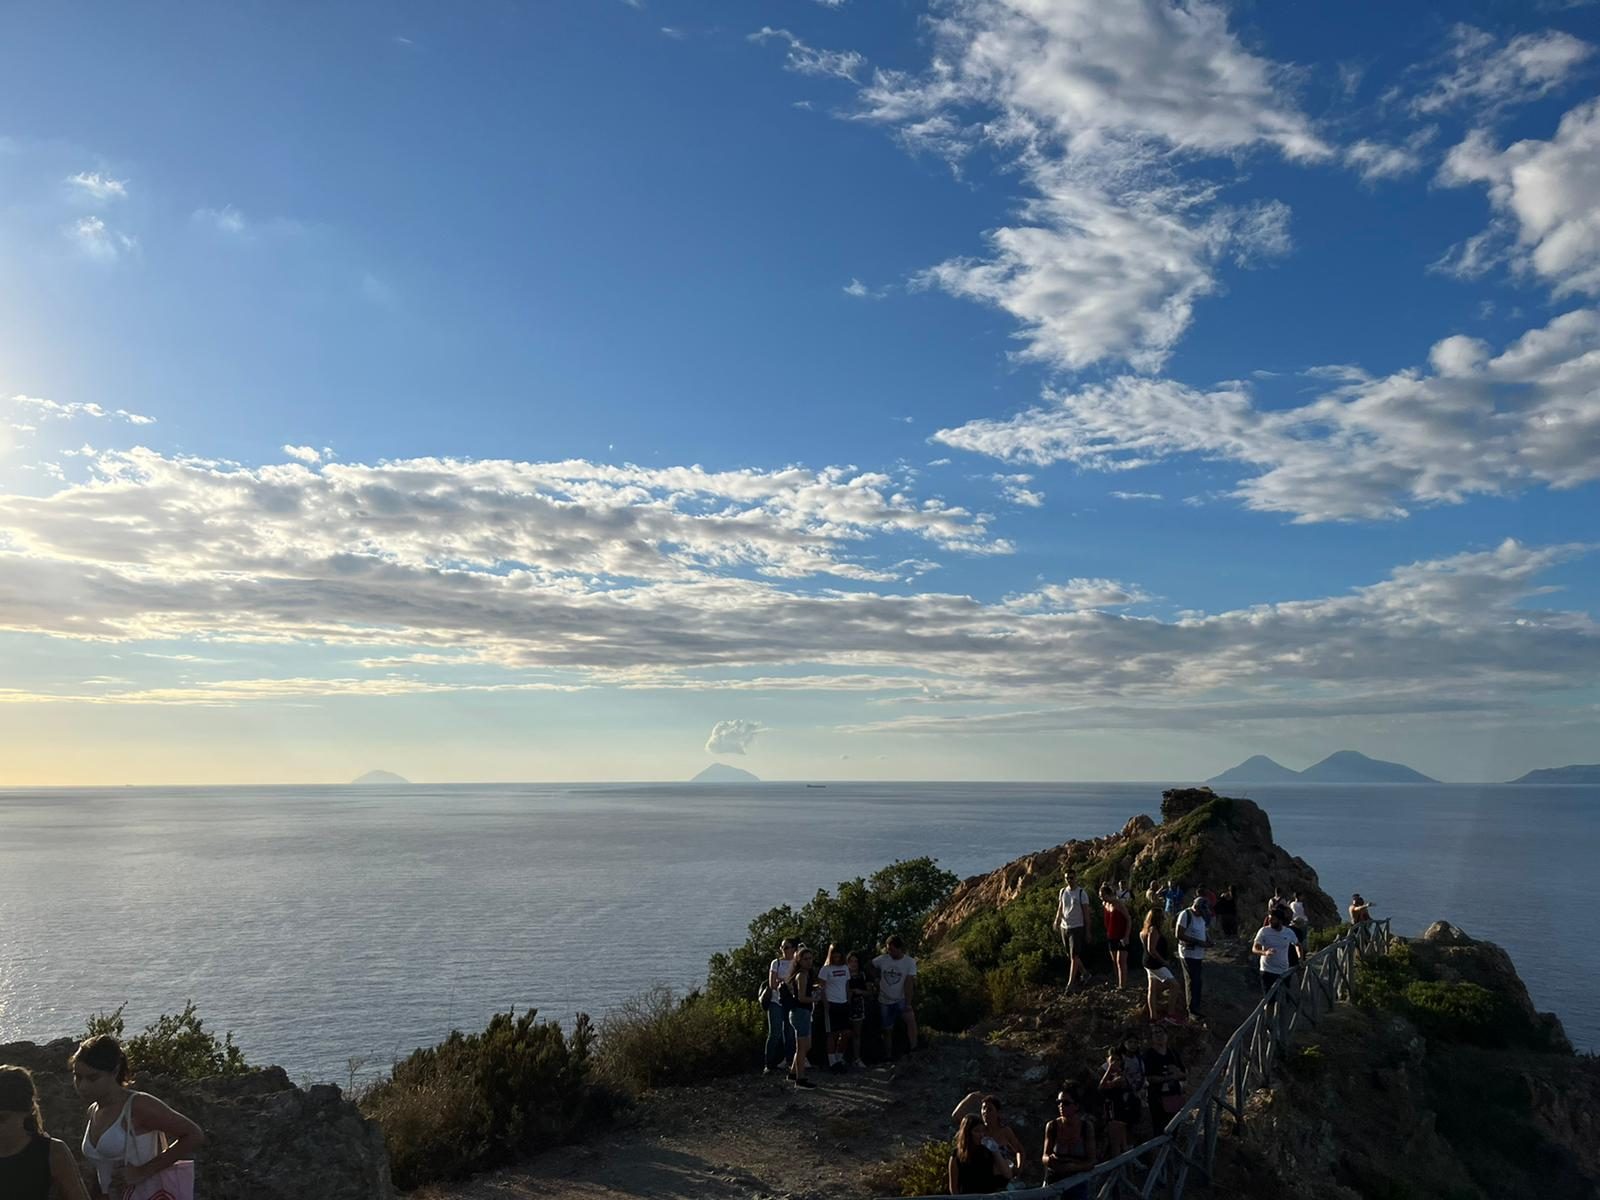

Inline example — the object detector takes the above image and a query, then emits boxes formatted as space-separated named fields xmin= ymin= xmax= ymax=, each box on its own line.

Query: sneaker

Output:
xmin=853 ymin=1060 xmax=867 ymax=1069
xmin=795 ymin=1077 xmax=817 ymax=1089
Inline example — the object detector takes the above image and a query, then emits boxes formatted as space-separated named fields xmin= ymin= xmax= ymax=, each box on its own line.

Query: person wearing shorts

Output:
xmin=786 ymin=947 xmax=818 ymax=1088
xmin=816 ymin=943 xmax=854 ymax=1074
xmin=1100 ymin=883 xmax=1133 ymax=990
xmin=872 ymin=936 xmax=918 ymax=1060
xmin=1056 ymin=867 xmax=1091 ymax=992
xmin=1141 ymin=909 xmax=1184 ymax=1023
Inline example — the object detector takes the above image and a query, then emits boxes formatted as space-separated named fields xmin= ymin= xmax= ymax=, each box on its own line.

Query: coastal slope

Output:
xmin=1509 ymin=763 xmax=1600 ymax=784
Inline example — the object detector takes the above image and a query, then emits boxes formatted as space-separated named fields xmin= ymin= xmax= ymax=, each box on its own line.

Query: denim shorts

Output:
xmin=879 ymin=1000 xmax=906 ymax=1030
xmin=788 ymin=1006 xmax=812 ymax=1038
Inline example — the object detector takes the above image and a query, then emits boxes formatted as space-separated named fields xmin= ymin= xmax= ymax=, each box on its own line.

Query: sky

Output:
xmin=1 ymin=0 xmax=1598 ymax=785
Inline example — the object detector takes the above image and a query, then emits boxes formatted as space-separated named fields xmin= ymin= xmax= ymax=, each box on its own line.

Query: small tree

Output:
xmin=84 ymin=1002 xmax=251 ymax=1080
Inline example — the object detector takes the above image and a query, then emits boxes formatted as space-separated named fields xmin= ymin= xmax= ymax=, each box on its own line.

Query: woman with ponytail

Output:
xmin=72 ymin=1036 xmax=204 ymax=1199
xmin=0 ymin=1064 xmax=91 ymax=1199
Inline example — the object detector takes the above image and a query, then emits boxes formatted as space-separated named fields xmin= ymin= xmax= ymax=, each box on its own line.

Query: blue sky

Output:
xmin=1 ymin=0 xmax=1598 ymax=784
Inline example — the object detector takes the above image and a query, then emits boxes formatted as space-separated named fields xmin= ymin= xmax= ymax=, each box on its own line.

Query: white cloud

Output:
xmin=67 ymin=216 xmax=137 ymax=261
xmin=281 ymin=444 xmax=322 ymax=464
xmin=1412 ymin=25 xmax=1594 ymax=118
xmin=850 ymin=0 xmax=1321 ymax=371
xmin=1005 ymin=578 xmax=1152 ymax=610
xmin=1440 ymin=98 xmax=1600 ymax=296
xmin=65 ymin=171 xmax=127 ymax=202
xmin=194 ymin=206 xmax=249 ymax=235
xmin=749 ymin=27 xmax=865 ymax=82
xmin=705 ymin=718 xmax=764 ymax=755
xmin=1109 ymin=491 xmax=1161 ymax=501
xmin=934 ymin=308 xmax=1600 ymax=521
xmin=992 ymin=472 xmax=1043 ymax=507
xmin=7 ymin=395 xmax=153 ymax=427
xmin=843 ymin=277 xmax=887 ymax=299
xmin=1344 ymin=135 xmax=1430 ymax=184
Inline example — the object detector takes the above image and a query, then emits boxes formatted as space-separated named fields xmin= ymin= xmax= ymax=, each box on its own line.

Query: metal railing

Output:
xmin=897 ymin=918 xmax=1392 ymax=1200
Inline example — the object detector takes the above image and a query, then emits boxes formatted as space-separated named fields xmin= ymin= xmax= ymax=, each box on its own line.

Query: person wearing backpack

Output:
xmin=1055 ymin=867 xmax=1092 ymax=993
xmin=1174 ymin=897 xmax=1212 ymax=1020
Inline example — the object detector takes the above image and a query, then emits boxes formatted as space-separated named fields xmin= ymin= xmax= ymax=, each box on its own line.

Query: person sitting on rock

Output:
xmin=0 ymin=1065 xmax=91 ymax=1200
xmin=73 ymin=1034 xmax=205 ymax=1200
xmin=949 ymin=1114 xmax=1009 ymax=1195
xmin=1042 ymin=1086 xmax=1097 ymax=1194
xmin=1140 ymin=909 xmax=1185 ymax=1024
xmin=951 ymin=1092 xmax=1025 ymax=1184
xmin=1099 ymin=883 xmax=1134 ymax=991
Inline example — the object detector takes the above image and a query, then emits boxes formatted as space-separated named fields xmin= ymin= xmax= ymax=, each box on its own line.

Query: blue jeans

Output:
xmin=765 ymin=1002 xmax=795 ymax=1068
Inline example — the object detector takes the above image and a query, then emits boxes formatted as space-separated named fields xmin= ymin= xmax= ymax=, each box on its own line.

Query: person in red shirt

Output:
xmin=1099 ymin=883 xmax=1134 ymax=990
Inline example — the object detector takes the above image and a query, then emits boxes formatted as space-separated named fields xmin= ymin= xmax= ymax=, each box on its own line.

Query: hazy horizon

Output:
xmin=2 ymin=2 xmax=1597 ymax=783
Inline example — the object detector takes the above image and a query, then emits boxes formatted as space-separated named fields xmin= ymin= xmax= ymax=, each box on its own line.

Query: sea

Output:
xmin=0 ymin=781 xmax=1593 ymax=1083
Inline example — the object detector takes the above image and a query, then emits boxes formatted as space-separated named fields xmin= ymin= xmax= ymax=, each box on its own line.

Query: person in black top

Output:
xmin=1141 ymin=1027 xmax=1186 ymax=1134
xmin=949 ymin=1114 xmax=1008 ymax=1195
xmin=1213 ymin=885 xmax=1239 ymax=939
xmin=0 ymin=1065 xmax=90 ymax=1200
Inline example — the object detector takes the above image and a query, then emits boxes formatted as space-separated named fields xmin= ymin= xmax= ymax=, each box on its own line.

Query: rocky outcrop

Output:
xmin=0 ymin=1038 xmax=392 ymax=1199
xmin=1416 ymin=921 xmax=1572 ymax=1051
xmin=924 ymin=787 xmax=1338 ymax=943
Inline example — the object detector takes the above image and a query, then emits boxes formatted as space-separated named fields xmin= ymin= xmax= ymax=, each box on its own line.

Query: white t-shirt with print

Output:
xmin=1176 ymin=910 xmax=1208 ymax=960
xmin=818 ymin=963 xmax=852 ymax=1003
xmin=1058 ymin=886 xmax=1089 ymax=930
xmin=873 ymin=953 xmax=917 ymax=1002
xmin=1254 ymin=925 xmax=1299 ymax=974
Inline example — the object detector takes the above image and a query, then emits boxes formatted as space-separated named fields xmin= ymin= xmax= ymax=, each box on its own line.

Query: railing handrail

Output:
xmin=890 ymin=917 xmax=1392 ymax=1200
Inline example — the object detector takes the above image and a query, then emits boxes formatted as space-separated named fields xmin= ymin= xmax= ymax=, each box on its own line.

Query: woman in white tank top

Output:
xmin=72 ymin=1036 xmax=205 ymax=1198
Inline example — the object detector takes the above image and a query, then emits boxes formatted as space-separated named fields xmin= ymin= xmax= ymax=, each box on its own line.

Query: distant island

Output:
xmin=1509 ymin=763 xmax=1600 ymax=784
xmin=692 ymin=763 xmax=760 ymax=784
xmin=351 ymin=769 xmax=410 ymax=785
xmin=1208 ymin=749 xmax=1436 ymax=785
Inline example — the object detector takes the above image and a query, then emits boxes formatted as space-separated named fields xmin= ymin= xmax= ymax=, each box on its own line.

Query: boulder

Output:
xmin=0 ymin=1039 xmax=392 ymax=1199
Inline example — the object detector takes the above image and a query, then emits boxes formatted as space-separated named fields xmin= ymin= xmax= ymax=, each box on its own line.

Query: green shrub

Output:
xmin=917 ymin=959 xmax=987 ymax=1032
xmin=705 ymin=857 xmax=957 ymax=1003
xmin=1402 ymin=981 xmax=1511 ymax=1047
xmin=595 ymin=987 xmax=764 ymax=1094
xmin=1306 ymin=923 xmax=1349 ymax=953
xmin=862 ymin=1138 xmax=953 ymax=1197
xmin=84 ymin=1002 xmax=251 ymax=1081
xmin=983 ymin=951 xmax=1046 ymax=1015
xmin=1352 ymin=942 xmax=1415 ymax=1012
xmin=359 ymin=1008 xmax=598 ymax=1189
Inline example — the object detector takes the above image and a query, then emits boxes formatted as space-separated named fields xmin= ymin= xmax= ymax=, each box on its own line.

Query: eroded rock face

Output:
xmin=922 ymin=789 xmax=1338 ymax=943
xmin=0 ymin=1038 xmax=392 ymax=1200
xmin=1415 ymin=921 xmax=1573 ymax=1052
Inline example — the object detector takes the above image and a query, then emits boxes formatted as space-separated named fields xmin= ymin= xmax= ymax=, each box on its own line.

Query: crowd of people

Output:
xmin=0 ymin=1035 xmax=204 ymax=1200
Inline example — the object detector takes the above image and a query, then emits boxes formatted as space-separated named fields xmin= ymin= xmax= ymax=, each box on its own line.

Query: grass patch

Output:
xmin=593 ymin=988 xmax=763 ymax=1094
xmin=862 ymin=1139 xmax=952 ymax=1197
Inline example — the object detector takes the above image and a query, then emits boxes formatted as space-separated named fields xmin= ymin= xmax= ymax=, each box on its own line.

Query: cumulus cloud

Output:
xmin=934 ymin=308 xmax=1600 ymax=522
xmin=1440 ymin=98 xmax=1600 ymax=296
xmin=848 ymin=0 xmax=1323 ymax=371
xmin=65 ymin=171 xmax=127 ymax=201
xmin=1411 ymin=25 xmax=1594 ymax=118
xmin=1005 ymin=579 xmax=1151 ymax=610
xmin=705 ymin=718 xmax=764 ymax=755
xmin=281 ymin=444 xmax=322 ymax=464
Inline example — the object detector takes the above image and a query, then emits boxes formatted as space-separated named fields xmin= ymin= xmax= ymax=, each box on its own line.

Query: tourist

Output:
xmin=950 ymin=1092 xmax=1024 ymax=1184
xmin=1141 ymin=910 xmax=1185 ymax=1024
xmin=0 ymin=1065 xmax=90 ymax=1200
xmin=1252 ymin=907 xmax=1301 ymax=999
xmin=1213 ymin=885 xmax=1239 ymax=939
xmin=1115 ymin=879 xmax=1133 ymax=904
xmin=873 ymin=935 xmax=919 ymax=1059
xmin=1174 ymin=896 xmax=1211 ymax=1020
xmin=1290 ymin=891 xmax=1310 ymax=944
xmin=846 ymin=952 xmax=870 ymax=1068
xmin=1041 ymin=1086 xmax=1096 ymax=1195
xmin=762 ymin=937 xmax=799 ymax=1074
xmin=1349 ymin=894 xmax=1372 ymax=925
xmin=1148 ymin=878 xmax=1184 ymax=917
xmin=1141 ymin=1027 xmax=1187 ymax=1133
xmin=1055 ymin=867 xmax=1091 ymax=992
xmin=73 ymin=1034 xmax=205 ymax=1199
xmin=1099 ymin=883 xmax=1133 ymax=990
xmin=785 ymin=947 xmax=819 ymax=1087
xmin=817 ymin=943 xmax=854 ymax=1074
xmin=949 ymin=1114 xmax=1009 ymax=1195
xmin=1096 ymin=1039 xmax=1146 ymax=1155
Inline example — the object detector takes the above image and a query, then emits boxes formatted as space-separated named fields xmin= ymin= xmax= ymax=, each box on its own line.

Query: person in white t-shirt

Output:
xmin=1252 ymin=909 xmax=1301 ymax=999
xmin=817 ymin=943 xmax=855 ymax=1073
xmin=1054 ymin=867 xmax=1091 ymax=992
xmin=1174 ymin=898 xmax=1211 ymax=1019
xmin=1289 ymin=892 xmax=1310 ymax=944
xmin=762 ymin=937 xmax=798 ymax=1074
xmin=872 ymin=936 xmax=919 ymax=1060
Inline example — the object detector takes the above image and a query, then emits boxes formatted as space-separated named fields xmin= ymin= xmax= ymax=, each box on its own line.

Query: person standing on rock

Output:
xmin=1175 ymin=897 xmax=1212 ymax=1021
xmin=1252 ymin=907 xmax=1301 ymax=999
xmin=1098 ymin=883 xmax=1133 ymax=990
xmin=73 ymin=1034 xmax=205 ymax=1200
xmin=0 ymin=1065 xmax=91 ymax=1200
xmin=817 ymin=943 xmax=854 ymax=1074
xmin=1290 ymin=891 xmax=1310 ymax=944
xmin=1140 ymin=910 xmax=1185 ymax=1024
xmin=1055 ymin=867 xmax=1091 ymax=992
xmin=872 ymin=936 xmax=919 ymax=1060
xmin=846 ymin=952 xmax=870 ymax=1069
xmin=762 ymin=937 xmax=799 ymax=1075
xmin=1213 ymin=884 xmax=1239 ymax=939
xmin=785 ymin=947 xmax=819 ymax=1088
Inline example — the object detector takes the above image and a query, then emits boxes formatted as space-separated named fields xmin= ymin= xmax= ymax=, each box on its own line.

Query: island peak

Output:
xmin=692 ymin=763 xmax=760 ymax=784
xmin=350 ymin=769 xmax=410 ymax=785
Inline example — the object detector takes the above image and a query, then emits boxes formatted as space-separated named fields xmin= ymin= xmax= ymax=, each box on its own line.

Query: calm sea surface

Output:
xmin=0 ymin=782 xmax=1593 ymax=1080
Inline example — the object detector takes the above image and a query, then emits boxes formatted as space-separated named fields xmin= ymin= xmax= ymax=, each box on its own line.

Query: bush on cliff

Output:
xmin=85 ymin=1002 xmax=251 ymax=1081
xmin=359 ymin=1008 xmax=602 ymax=1189
xmin=595 ymin=987 xmax=764 ymax=1094
xmin=861 ymin=1137 xmax=953 ymax=1197
xmin=916 ymin=959 xmax=986 ymax=1031
xmin=705 ymin=857 xmax=958 ymax=1004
